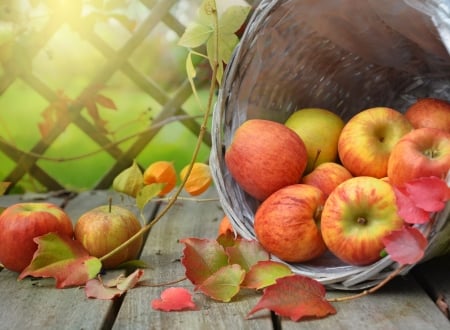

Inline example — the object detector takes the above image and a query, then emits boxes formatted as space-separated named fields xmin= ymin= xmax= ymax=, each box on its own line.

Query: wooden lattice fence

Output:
xmin=0 ymin=0 xmax=241 ymax=193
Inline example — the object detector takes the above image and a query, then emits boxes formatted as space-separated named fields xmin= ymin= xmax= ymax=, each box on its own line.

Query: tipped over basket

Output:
xmin=210 ymin=0 xmax=450 ymax=290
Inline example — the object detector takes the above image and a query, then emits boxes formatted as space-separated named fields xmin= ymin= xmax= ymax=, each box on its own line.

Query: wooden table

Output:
xmin=0 ymin=188 xmax=449 ymax=329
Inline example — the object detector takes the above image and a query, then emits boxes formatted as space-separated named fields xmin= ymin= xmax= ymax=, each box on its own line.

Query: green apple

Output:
xmin=338 ymin=107 xmax=413 ymax=178
xmin=285 ymin=108 xmax=344 ymax=173
xmin=321 ymin=176 xmax=404 ymax=266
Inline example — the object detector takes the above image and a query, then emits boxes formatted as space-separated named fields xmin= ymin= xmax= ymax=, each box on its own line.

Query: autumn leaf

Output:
xmin=85 ymin=269 xmax=144 ymax=300
xmin=382 ymin=226 xmax=428 ymax=265
xmin=19 ymin=233 xmax=102 ymax=288
xmin=197 ymin=264 xmax=245 ymax=302
xmin=38 ymin=91 xmax=72 ymax=138
xmin=247 ymin=275 xmax=336 ymax=321
xmin=242 ymin=260 xmax=293 ymax=290
xmin=394 ymin=186 xmax=431 ymax=224
xmin=136 ymin=183 xmax=166 ymax=212
xmin=225 ymin=238 xmax=269 ymax=272
xmin=151 ymin=287 xmax=197 ymax=312
xmin=180 ymin=237 xmax=229 ymax=286
xmin=404 ymin=177 xmax=450 ymax=212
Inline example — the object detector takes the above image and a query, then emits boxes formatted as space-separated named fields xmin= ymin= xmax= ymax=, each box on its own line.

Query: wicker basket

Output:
xmin=210 ymin=0 xmax=450 ymax=290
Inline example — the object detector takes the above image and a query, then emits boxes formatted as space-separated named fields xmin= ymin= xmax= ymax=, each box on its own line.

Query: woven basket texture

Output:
xmin=210 ymin=0 xmax=450 ymax=290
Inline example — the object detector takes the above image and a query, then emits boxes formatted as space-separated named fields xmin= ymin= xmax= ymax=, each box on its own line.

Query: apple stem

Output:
xmin=312 ymin=149 xmax=321 ymax=169
xmin=108 ymin=197 xmax=112 ymax=213
xmin=357 ymin=217 xmax=367 ymax=225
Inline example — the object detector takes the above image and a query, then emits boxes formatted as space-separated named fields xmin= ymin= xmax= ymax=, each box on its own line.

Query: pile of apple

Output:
xmin=225 ymin=98 xmax=450 ymax=266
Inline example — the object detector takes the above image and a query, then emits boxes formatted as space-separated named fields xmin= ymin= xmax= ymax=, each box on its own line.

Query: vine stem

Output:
xmin=99 ymin=15 xmax=221 ymax=264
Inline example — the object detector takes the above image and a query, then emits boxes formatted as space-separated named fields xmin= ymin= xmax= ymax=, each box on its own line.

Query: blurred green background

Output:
xmin=0 ymin=0 xmax=220 ymax=193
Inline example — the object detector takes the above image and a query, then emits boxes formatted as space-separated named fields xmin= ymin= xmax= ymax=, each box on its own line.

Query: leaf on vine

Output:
xmin=247 ymin=275 xmax=336 ymax=321
xmin=0 ymin=182 xmax=11 ymax=196
xmin=85 ymin=269 xmax=144 ymax=299
xmin=151 ymin=287 xmax=197 ymax=311
xmin=404 ymin=177 xmax=450 ymax=212
xmin=382 ymin=226 xmax=428 ymax=265
xmin=180 ymin=237 xmax=229 ymax=286
xmin=95 ymin=93 xmax=117 ymax=110
xmin=19 ymin=233 xmax=102 ymax=288
xmin=197 ymin=264 xmax=245 ymax=302
xmin=38 ymin=91 xmax=72 ymax=138
xmin=242 ymin=260 xmax=293 ymax=290
xmin=178 ymin=23 xmax=212 ymax=49
xmin=136 ymin=183 xmax=165 ymax=211
xmin=225 ymin=238 xmax=269 ymax=272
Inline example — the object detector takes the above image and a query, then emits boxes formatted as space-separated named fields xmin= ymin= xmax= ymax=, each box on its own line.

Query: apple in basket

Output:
xmin=404 ymin=98 xmax=450 ymax=133
xmin=301 ymin=162 xmax=353 ymax=197
xmin=254 ymin=184 xmax=327 ymax=263
xmin=387 ymin=127 xmax=450 ymax=187
xmin=321 ymin=176 xmax=404 ymax=266
xmin=338 ymin=107 xmax=413 ymax=178
xmin=285 ymin=108 xmax=345 ymax=173
xmin=0 ymin=202 xmax=73 ymax=272
xmin=225 ymin=119 xmax=308 ymax=201
xmin=75 ymin=205 xmax=143 ymax=269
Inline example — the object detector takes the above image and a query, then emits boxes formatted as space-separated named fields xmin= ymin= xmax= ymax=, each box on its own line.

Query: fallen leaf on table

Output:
xmin=151 ymin=287 xmax=197 ymax=311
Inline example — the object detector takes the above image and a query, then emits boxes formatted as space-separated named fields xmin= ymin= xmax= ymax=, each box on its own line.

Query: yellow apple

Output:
xmin=285 ymin=108 xmax=344 ymax=173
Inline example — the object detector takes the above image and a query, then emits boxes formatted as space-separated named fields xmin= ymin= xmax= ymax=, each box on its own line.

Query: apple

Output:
xmin=74 ymin=205 xmax=143 ymax=269
xmin=225 ymin=119 xmax=308 ymax=201
xmin=338 ymin=107 xmax=413 ymax=178
xmin=285 ymin=108 xmax=345 ymax=173
xmin=321 ymin=176 xmax=404 ymax=266
xmin=301 ymin=162 xmax=353 ymax=197
xmin=404 ymin=98 xmax=450 ymax=133
xmin=254 ymin=184 xmax=327 ymax=263
xmin=0 ymin=202 xmax=73 ymax=272
xmin=387 ymin=127 xmax=450 ymax=187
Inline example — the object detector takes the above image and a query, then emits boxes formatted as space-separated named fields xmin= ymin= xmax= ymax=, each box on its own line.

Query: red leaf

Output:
xmin=197 ymin=264 xmax=245 ymax=302
xmin=180 ymin=238 xmax=229 ymax=286
xmin=394 ymin=186 xmax=431 ymax=224
xmin=151 ymin=287 xmax=197 ymax=311
xmin=404 ymin=177 xmax=450 ymax=212
xmin=19 ymin=233 xmax=102 ymax=288
xmin=95 ymin=94 xmax=117 ymax=110
xmin=247 ymin=275 xmax=336 ymax=321
xmin=382 ymin=226 xmax=428 ymax=265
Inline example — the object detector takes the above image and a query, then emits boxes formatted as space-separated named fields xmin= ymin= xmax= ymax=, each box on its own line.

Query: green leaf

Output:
xmin=136 ymin=183 xmax=165 ymax=211
xmin=178 ymin=22 xmax=212 ymax=49
xmin=18 ymin=233 xmax=102 ymax=288
xmin=197 ymin=264 xmax=245 ymax=302
xmin=219 ymin=5 xmax=251 ymax=34
xmin=197 ymin=0 xmax=217 ymax=26
xmin=225 ymin=239 xmax=269 ymax=272
xmin=242 ymin=260 xmax=293 ymax=290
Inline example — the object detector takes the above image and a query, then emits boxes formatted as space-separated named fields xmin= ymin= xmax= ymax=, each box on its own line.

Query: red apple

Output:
xmin=74 ymin=205 xmax=143 ymax=269
xmin=225 ymin=119 xmax=308 ymax=201
xmin=321 ymin=176 xmax=404 ymax=266
xmin=301 ymin=162 xmax=353 ymax=197
xmin=338 ymin=107 xmax=413 ymax=178
xmin=0 ymin=202 xmax=73 ymax=272
xmin=254 ymin=184 xmax=327 ymax=262
xmin=387 ymin=127 xmax=450 ymax=187
xmin=404 ymin=98 xmax=450 ymax=133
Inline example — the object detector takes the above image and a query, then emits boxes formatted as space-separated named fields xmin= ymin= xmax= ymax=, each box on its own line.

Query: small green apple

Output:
xmin=285 ymin=108 xmax=344 ymax=173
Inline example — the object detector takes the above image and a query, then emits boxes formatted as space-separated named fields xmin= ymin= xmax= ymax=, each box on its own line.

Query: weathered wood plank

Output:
xmin=280 ymin=274 xmax=449 ymax=329
xmin=113 ymin=188 xmax=274 ymax=329
xmin=0 ymin=190 xmax=156 ymax=329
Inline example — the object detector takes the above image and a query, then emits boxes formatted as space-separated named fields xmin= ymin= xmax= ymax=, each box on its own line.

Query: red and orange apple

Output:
xmin=404 ymin=98 xmax=450 ymax=133
xmin=387 ymin=127 xmax=450 ymax=187
xmin=225 ymin=119 xmax=308 ymax=201
xmin=0 ymin=202 xmax=73 ymax=272
xmin=301 ymin=162 xmax=353 ymax=197
xmin=338 ymin=107 xmax=413 ymax=178
xmin=254 ymin=184 xmax=327 ymax=263
xmin=321 ymin=176 xmax=404 ymax=266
